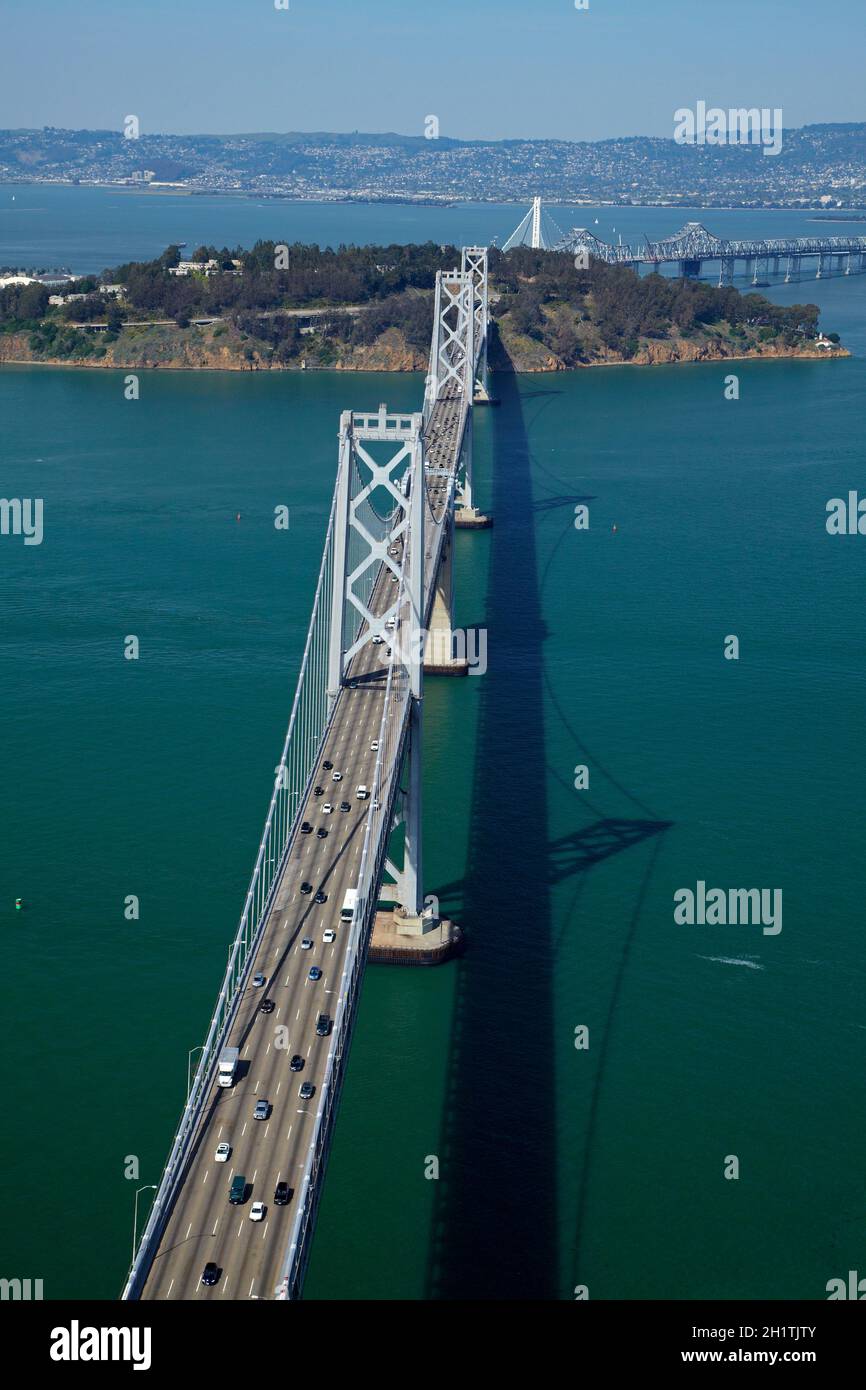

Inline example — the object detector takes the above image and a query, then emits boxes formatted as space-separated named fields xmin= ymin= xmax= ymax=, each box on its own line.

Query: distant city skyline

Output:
xmin=1 ymin=0 xmax=864 ymax=144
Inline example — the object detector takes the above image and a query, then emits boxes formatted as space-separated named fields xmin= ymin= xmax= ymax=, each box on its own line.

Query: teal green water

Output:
xmin=2 ymin=199 xmax=865 ymax=1300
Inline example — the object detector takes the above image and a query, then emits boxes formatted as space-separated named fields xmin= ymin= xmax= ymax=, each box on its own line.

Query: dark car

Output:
xmin=300 ymin=881 xmax=312 ymax=895
xmin=300 ymin=821 xmax=313 ymax=835
xmin=313 ymin=890 xmax=327 ymax=905
xmin=274 ymin=1182 xmax=291 ymax=1206
xmin=229 ymin=1174 xmax=246 ymax=1204
xmin=313 ymin=786 xmax=324 ymax=796
xmin=201 ymin=1262 xmax=220 ymax=1286
xmin=308 ymin=966 xmax=322 ymax=981
xmin=323 ymin=760 xmax=333 ymax=771
xmin=290 ymin=1054 xmax=305 ymax=1072
xmin=299 ymin=1082 xmax=315 ymax=1100
xmin=339 ymin=801 xmax=351 ymax=813
xmin=259 ymin=998 xmax=275 ymax=1014
xmin=316 ymin=827 xmax=328 ymax=839
xmin=316 ymin=1012 xmax=331 ymax=1037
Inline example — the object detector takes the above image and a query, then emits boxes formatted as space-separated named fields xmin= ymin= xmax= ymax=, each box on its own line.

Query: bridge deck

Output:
xmin=140 ymin=389 xmax=466 ymax=1300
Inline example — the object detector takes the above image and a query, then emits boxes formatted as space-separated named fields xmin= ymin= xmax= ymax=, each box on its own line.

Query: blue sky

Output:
xmin=1 ymin=0 xmax=864 ymax=141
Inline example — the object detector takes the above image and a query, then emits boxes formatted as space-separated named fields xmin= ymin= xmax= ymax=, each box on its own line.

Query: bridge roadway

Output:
xmin=140 ymin=390 xmax=464 ymax=1299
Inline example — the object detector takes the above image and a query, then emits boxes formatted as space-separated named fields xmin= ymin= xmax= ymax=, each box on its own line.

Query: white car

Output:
xmin=322 ymin=802 xmax=333 ymax=814
xmin=332 ymin=771 xmax=342 ymax=782
xmin=370 ymin=740 xmax=379 ymax=752
xmin=385 ymin=619 xmax=395 ymax=631
xmin=300 ymin=938 xmax=313 ymax=950
xmin=372 ymin=799 xmax=380 ymax=810
xmin=323 ymin=929 xmax=336 ymax=944
xmin=214 ymin=1142 xmax=231 ymax=1163
xmin=249 ymin=1201 xmax=266 ymax=1222
xmin=372 ymin=635 xmax=384 ymax=645
xmin=356 ymin=785 xmax=369 ymax=800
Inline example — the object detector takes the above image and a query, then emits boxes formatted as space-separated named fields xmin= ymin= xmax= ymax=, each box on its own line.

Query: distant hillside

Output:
xmin=2 ymin=123 xmax=866 ymax=207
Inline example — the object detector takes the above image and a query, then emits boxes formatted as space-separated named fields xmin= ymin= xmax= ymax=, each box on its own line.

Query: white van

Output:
xmin=356 ymin=784 xmax=369 ymax=800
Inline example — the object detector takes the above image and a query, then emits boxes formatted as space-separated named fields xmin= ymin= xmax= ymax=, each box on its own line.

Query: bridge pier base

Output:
xmin=369 ymin=908 xmax=463 ymax=964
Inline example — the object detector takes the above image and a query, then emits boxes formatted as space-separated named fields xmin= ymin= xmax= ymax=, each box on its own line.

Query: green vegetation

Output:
xmin=489 ymin=247 xmax=821 ymax=367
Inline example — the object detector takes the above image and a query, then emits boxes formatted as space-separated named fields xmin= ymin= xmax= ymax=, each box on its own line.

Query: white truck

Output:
xmin=340 ymin=888 xmax=358 ymax=924
xmin=356 ymin=784 xmax=369 ymax=800
xmin=218 ymin=1046 xmax=240 ymax=1088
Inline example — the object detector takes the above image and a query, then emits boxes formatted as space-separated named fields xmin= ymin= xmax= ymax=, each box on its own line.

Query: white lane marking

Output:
xmin=249 ymin=1278 xmax=256 ymax=1296
xmin=185 ymin=1223 xmax=192 ymax=1239
xmin=220 ymin=1278 xmax=230 ymax=1297
xmin=261 ymin=1226 xmax=268 ymax=1241
xmin=252 ymin=1168 xmax=258 ymax=1183
xmin=241 ymin=1123 xmax=248 ymax=1137
xmin=237 ymin=1222 xmax=243 ymax=1239
xmin=295 ymin=1008 xmax=300 ymax=1019
xmin=286 ymin=1126 xmax=292 ymax=1141
xmin=212 ymin=1219 xmax=219 ymax=1236
xmin=254 ymin=1080 xmax=260 ymax=1093
xmin=275 ymin=1080 xmax=282 ymax=1097
xmin=202 ymin=1169 xmax=209 ymax=1186
xmin=167 ymin=1279 xmax=175 ymax=1297
xmin=217 ymin=1124 xmax=223 ymax=1138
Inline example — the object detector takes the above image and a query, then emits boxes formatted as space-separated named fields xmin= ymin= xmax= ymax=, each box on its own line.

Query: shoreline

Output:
xmin=2 ymin=182 xmax=865 ymax=214
xmin=0 ymin=347 xmax=847 ymax=373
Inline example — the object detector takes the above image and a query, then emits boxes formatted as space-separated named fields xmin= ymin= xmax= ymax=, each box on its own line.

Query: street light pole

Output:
xmin=133 ymin=1184 xmax=157 ymax=1261
xmin=187 ymin=1044 xmax=205 ymax=1099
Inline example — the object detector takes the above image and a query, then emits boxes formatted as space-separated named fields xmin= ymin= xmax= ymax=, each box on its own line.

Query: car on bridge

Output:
xmin=290 ymin=1055 xmax=304 ymax=1072
xmin=308 ymin=966 xmax=322 ymax=981
xmin=316 ymin=827 xmax=327 ymax=839
xmin=299 ymin=1082 xmax=315 ymax=1100
xmin=300 ymin=937 xmax=313 ymax=950
xmin=316 ymin=1013 xmax=331 ymax=1036
xmin=253 ymin=1100 xmax=271 ymax=1121
xmin=339 ymin=801 xmax=350 ymax=812
xmin=229 ymin=1175 xmax=246 ymax=1204
xmin=300 ymin=882 xmax=312 ymax=894
xmin=253 ymin=973 xmax=266 ymax=988
xmin=323 ymin=760 xmax=333 ymax=771
xmin=314 ymin=785 xmax=324 ymax=796
xmin=215 ymin=1142 xmax=231 ymax=1163
xmin=301 ymin=821 xmax=313 ymax=834
xmin=322 ymin=803 xmax=333 ymax=814
xmin=323 ymin=929 xmax=335 ymax=944
xmin=249 ymin=1202 xmax=266 ymax=1222
xmin=332 ymin=771 xmax=343 ymax=782
xmin=370 ymin=740 xmax=379 ymax=751
xmin=372 ymin=635 xmax=384 ymax=645
xmin=259 ymin=998 xmax=275 ymax=1014
xmin=314 ymin=890 xmax=327 ymax=904
xmin=274 ymin=1182 xmax=291 ymax=1206
xmin=201 ymin=1263 xmax=220 ymax=1287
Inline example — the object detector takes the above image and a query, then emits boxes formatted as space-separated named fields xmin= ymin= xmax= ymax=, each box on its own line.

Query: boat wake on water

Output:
xmin=697 ymin=954 xmax=765 ymax=971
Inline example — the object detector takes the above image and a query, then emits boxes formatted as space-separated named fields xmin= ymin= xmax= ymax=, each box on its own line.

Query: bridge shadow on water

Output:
xmin=424 ymin=373 xmax=672 ymax=1300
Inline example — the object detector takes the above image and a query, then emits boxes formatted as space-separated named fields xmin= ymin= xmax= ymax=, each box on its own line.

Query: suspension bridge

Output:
xmin=122 ymin=248 xmax=491 ymax=1302
xmin=502 ymin=199 xmax=866 ymax=284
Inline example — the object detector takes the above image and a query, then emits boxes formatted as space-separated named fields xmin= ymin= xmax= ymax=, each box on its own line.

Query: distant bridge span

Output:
xmin=503 ymin=200 xmax=866 ymax=284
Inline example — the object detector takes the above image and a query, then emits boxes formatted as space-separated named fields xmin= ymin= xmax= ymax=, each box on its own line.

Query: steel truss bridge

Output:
xmin=503 ymin=200 xmax=866 ymax=285
xmin=122 ymin=249 xmax=490 ymax=1302
xmin=558 ymin=220 xmax=866 ymax=284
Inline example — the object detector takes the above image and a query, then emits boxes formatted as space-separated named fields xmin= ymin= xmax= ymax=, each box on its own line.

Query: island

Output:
xmin=0 ymin=241 xmax=845 ymax=372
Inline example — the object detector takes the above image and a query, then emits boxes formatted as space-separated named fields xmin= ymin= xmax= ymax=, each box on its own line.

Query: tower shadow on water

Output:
xmin=425 ymin=373 xmax=558 ymax=1299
